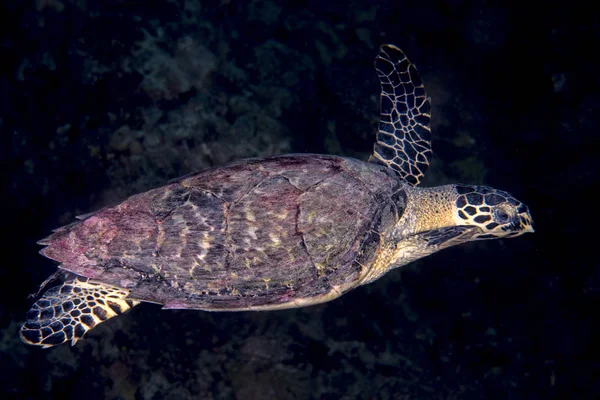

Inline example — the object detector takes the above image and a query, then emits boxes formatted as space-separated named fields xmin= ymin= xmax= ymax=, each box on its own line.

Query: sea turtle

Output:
xmin=21 ymin=45 xmax=534 ymax=348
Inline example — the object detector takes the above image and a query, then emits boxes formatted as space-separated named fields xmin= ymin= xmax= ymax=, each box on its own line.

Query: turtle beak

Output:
xmin=519 ymin=212 xmax=535 ymax=234
xmin=504 ymin=211 xmax=534 ymax=238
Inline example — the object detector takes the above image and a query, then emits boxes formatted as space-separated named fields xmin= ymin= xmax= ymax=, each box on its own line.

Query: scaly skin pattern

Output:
xmin=39 ymin=155 xmax=407 ymax=310
xmin=20 ymin=278 xmax=139 ymax=348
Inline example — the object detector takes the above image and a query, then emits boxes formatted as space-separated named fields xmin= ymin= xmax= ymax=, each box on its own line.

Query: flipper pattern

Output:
xmin=370 ymin=44 xmax=432 ymax=186
xmin=20 ymin=278 xmax=139 ymax=348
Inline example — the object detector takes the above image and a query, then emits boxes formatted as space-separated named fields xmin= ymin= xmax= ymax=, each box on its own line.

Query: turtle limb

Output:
xmin=369 ymin=44 xmax=432 ymax=186
xmin=20 ymin=278 xmax=139 ymax=348
xmin=361 ymin=225 xmax=480 ymax=285
xmin=422 ymin=226 xmax=480 ymax=247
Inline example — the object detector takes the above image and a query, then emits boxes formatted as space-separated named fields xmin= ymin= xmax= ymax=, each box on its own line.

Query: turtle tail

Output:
xmin=20 ymin=278 xmax=140 ymax=348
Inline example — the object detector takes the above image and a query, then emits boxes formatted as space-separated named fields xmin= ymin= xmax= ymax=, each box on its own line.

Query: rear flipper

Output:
xmin=20 ymin=278 xmax=140 ymax=348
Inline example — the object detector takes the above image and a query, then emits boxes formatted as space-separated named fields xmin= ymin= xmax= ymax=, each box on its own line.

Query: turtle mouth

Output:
xmin=496 ymin=218 xmax=534 ymax=238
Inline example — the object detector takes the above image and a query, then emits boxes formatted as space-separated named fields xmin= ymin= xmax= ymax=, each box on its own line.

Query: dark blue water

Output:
xmin=1 ymin=1 xmax=598 ymax=399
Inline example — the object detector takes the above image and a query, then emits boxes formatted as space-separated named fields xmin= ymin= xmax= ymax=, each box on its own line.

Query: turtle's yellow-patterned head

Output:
xmin=452 ymin=185 xmax=534 ymax=239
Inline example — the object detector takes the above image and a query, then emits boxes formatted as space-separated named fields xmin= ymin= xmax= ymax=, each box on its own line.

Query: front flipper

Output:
xmin=369 ymin=44 xmax=432 ymax=186
xmin=423 ymin=226 xmax=479 ymax=248
xmin=20 ymin=278 xmax=139 ymax=348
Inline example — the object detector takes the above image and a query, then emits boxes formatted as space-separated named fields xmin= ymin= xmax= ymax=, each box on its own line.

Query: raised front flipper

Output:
xmin=20 ymin=278 xmax=139 ymax=348
xmin=370 ymin=44 xmax=432 ymax=186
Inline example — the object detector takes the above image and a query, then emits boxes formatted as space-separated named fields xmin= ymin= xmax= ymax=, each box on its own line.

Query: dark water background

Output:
xmin=1 ymin=1 xmax=598 ymax=399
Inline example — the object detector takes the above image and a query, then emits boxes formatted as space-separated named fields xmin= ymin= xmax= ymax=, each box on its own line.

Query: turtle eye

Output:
xmin=494 ymin=209 xmax=510 ymax=224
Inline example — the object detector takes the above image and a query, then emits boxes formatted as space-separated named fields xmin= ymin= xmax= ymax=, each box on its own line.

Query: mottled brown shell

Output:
xmin=39 ymin=155 xmax=407 ymax=310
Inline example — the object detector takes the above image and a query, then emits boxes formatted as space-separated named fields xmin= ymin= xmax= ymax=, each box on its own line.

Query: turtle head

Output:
xmin=453 ymin=185 xmax=534 ymax=239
